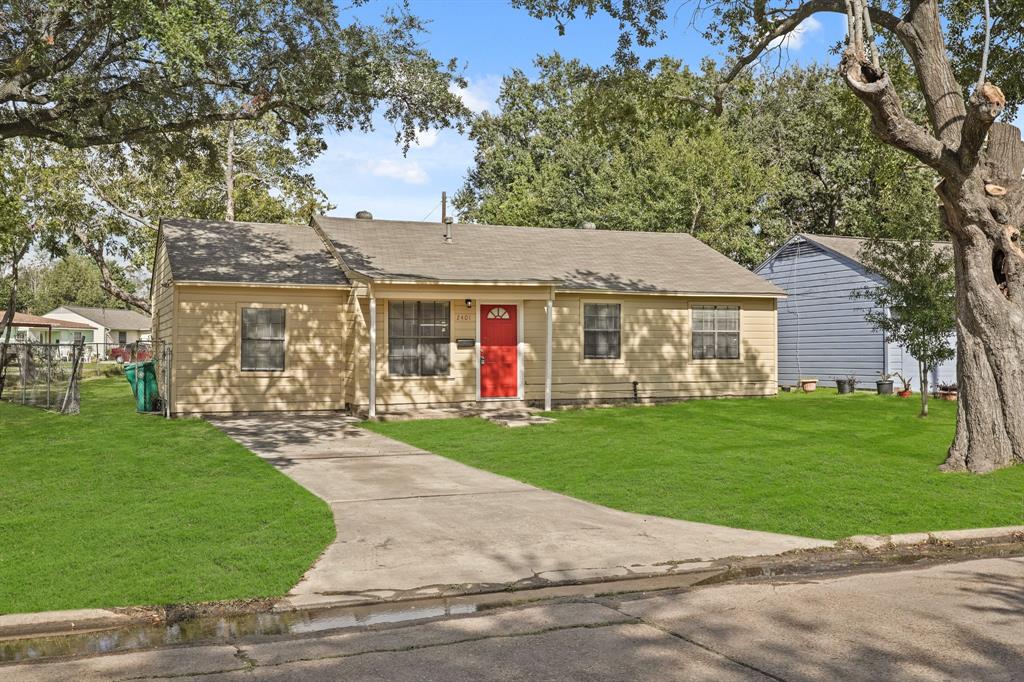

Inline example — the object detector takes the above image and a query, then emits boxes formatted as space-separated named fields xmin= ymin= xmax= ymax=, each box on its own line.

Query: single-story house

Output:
xmin=6 ymin=312 xmax=94 ymax=344
xmin=44 ymin=306 xmax=152 ymax=350
xmin=151 ymin=215 xmax=787 ymax=417
xmin=755 ymin=233 xmax=956 ymax=391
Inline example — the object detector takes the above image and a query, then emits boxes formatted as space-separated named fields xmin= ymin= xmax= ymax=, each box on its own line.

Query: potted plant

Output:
xmin=834 ymin=374 xmax=856 ymax=394
xmin=876 ymin=372 xmax=894 ymax=395
xmin=800 ymin=377 xmax=818 ymax=393
xmin=938 ymin=382 xmax=958 ymax=401
xmin=893 ymin=372 xmax=913 ymax=398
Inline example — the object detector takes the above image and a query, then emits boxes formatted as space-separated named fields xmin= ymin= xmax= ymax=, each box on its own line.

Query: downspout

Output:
xmin=368 ymin=285 xmax=377 ymax=419
xmin=544 ymin=287 xmax=554 ymax=411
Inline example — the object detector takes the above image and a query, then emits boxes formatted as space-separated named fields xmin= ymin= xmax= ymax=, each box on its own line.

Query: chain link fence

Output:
xmin=0 ymin=340 xmax=85 ymax=413
xmin=0 ymin=340 xmax=171 ymax=415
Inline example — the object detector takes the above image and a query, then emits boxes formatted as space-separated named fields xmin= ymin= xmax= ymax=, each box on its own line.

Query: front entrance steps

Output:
xmin=372 ymin=401 xmax=555 ymax=427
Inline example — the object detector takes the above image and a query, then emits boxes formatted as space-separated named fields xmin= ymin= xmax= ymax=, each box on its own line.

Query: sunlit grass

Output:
xmin=0 ymin=378 xmax=334 ymax=614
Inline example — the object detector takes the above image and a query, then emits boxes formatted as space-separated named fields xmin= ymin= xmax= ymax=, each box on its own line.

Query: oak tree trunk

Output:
xmin=939 ymin=123 xmax=1024 ymax=473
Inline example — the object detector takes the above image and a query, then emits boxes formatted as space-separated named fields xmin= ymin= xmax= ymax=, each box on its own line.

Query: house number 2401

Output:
xmin=455 ymin=312 xmax=474 ymax=322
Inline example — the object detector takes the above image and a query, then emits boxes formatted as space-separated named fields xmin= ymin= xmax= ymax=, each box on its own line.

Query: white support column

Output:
xmin=544 ymin=289 xmax=554 ymax=411
xmin=368 ymin=289 xmax=377 ymax=418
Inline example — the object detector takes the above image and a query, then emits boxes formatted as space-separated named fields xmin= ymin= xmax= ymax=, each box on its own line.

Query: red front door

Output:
xmin=480 ymin=304 xmax=518 ymax=398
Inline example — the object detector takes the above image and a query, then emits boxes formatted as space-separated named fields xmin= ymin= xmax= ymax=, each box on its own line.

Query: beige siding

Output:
xmin=363 ymin=297 xmax=479 ymax=409
xmin=522 ymin=294 xmax=777 ymax=403
xmin=151 ymin=241 xmax=175 ymax=345
xmin=171 ymin=285 xmax=353 ymax=415
xmin=347 ymin=289 xmax=777 ymax=410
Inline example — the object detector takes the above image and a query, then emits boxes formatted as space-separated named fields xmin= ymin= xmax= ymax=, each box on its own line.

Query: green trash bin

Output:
xmin=125 ymin=361 xmax=159 ymax=412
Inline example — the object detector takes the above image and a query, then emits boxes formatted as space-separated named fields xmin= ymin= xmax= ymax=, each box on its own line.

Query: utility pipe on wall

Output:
xmin=368 ymin=288 xmax=377 ymax=418
xmin=544 ymin=289 xmax=554 ymax=411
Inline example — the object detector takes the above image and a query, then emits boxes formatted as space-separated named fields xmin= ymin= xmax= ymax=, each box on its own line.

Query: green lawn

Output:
xmin=0 ymin=378 xmax=334 ymax=615
xmin=366 ymin=393 xmax=1024 ymax=540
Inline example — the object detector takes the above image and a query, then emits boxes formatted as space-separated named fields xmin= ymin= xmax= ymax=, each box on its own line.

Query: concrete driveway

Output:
xmin=209 ymin=414 xmax=831 ymax=608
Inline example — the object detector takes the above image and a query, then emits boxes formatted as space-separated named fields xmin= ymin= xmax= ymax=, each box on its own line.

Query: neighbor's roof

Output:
xmin=313 ymin=216 xmax=786 ymax=296
xmin=9 ymin=312 xmax=92 ymax=329
xmin=799 ymin=234 xmax=952 ymax=267
xmin=160 ymin=218 xmax=348 ymax=286
xmin=52 ymin=306 xmax=151 ymax=331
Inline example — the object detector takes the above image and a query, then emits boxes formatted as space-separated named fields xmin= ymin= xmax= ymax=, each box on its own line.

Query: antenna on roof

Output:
xmin=440 ymin=191 xmax=447 ymax=224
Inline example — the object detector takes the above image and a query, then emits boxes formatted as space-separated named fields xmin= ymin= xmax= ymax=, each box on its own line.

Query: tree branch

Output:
xmin=960 ymin=83 xmax=1006 ymax=171
xmin=841 ymin=50 xmax=957 ymax=175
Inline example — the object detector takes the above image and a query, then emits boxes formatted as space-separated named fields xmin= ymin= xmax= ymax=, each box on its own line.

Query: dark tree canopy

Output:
xmin=1 ymin=1 xmax=467 ymax=148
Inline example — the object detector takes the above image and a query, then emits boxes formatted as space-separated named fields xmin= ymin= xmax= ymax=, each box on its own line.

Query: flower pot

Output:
xmin=938 ymin=390 xmax=958 ymax=401
xmin=800 ymin=379 xmax=818 ymax=393
xmin=876 ymin=380 xmax=894 ymax=395
xmin=897 ymin=389 xmax=913 ymax=398
xmin=836 ymin=379 xmax=855 ymax=394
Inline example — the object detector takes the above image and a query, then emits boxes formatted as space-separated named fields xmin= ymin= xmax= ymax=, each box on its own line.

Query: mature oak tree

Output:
xmin=1 ymin=1 xmax=466 ymax=149
xmin=514 ymin=0 xmax=1024 ymax=472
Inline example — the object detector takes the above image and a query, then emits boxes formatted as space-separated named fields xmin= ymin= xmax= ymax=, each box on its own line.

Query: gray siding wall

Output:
xmin=757 ymin=240 xmax=885 ymax=387
xmin=887 ymin=335 xmax=957 ymax=391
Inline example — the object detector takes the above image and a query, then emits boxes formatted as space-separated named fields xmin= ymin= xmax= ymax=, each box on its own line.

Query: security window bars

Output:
xmin=241 ymin=308 xmax=285 ymax=371
xmin=692 ymin=305 xmax=740 ymax=360
xmin=388 ymin=301 xmax=450 ymax=376
xmin=584 ymin=303 xmax=621 ymax=359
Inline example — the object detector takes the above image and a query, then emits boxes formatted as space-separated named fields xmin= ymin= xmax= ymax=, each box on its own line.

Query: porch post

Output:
xmin=368 ymin=288 xmax=377 ymax=418
xmin=544 ymin=288 xmax=553 ymax=411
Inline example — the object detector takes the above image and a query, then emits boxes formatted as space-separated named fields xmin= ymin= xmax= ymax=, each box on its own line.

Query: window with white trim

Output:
xmin=583 ymin=303 xmax=620 ymax=359
xmin=388 ymin=301 xmax=450 ymax=376
xmin=692 ymin=305 xmax=740 ymax=360
xmin=241 ymin=308 xmax=285 ymax=371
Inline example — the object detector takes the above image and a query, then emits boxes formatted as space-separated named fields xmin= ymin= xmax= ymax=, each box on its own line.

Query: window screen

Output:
xmin=118 ymin=331 xmax=127 ymax=345
xmin=692 ymin=306 xmax=740 ymax=360
xmin=241 ymin=308 xmax=285 ymax=371
xmin=583 ymin=303 xmax=621 ymax=359
xmin=388 ymin=301 xmax=450 ymax=376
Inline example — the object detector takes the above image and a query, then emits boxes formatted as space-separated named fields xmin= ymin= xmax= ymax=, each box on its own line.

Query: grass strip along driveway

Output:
xmin=0 ymin=378 xmax=334 ymax=615
xmin=367 ymin=393 xmax=1024 ymax=540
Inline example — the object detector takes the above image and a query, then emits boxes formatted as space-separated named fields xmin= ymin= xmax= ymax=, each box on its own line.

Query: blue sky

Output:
xmin=308 ymin=2 xmax=849 ymax=220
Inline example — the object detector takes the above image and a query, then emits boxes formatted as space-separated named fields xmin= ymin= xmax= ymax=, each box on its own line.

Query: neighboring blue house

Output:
xmin=755 ymin=233 xmax=956 ymax=391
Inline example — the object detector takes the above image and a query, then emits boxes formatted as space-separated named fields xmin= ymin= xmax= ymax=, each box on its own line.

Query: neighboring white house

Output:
xmin=44 ymin=306 xmax=151 ymax=351
xmin=8 ymin=312 xmax=95 ymax=344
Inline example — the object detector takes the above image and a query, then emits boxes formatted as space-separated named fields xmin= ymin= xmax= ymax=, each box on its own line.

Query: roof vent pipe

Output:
xmin=443 ymin=216 xmax=454 ymax=244
xmin=356 ymin=210 xmax=373 ymax=220
xmin=579 ymin=221 xmax=596 ymax=230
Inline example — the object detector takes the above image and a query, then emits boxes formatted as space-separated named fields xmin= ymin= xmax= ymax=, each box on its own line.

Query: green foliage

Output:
xmin=512 ymin=1 xmax=1023 ymax=111
xmin=456 ymin=56 xmax=940 ymax=267
xmin=1 ymin=1 xmax=468 ymax=149
xmin=0 ymin=378 xmax=335 ymax=613
xmin=368 ymin=393 xmax=1024 ymax=539
xmin=859 ymin=239 xmax=957 ymax=385
xmin=26 ymin=255 xmax=138 ymax=315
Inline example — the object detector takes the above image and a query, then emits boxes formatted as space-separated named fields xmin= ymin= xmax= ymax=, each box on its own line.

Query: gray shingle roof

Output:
xmin=314 ymin=216 xmax=786 ymax=296
xmin=800 ymin=234 xmax=952 ymax=267
xmin=160 ymin=218 xmax=348 ymax=286
xmin=53 ymin=307 xmax=151 ymax=330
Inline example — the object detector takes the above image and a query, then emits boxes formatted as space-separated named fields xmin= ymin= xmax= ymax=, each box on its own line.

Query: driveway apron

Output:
xmin=209 ymin=414 xmax=831 ymax=608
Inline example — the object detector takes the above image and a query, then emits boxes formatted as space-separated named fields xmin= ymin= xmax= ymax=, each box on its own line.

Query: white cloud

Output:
xmin=414 ymin=128 xmax=439 ymax=148
xmin=363 ymin=158 xmax=429 ymax=185
xmin=449 ymin=75 xmax=502 ymax=114
xmin=770 ymin=15 xmax=823 ymax=50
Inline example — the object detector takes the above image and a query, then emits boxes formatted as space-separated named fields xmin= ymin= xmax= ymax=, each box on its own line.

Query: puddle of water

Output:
xmin=0 ymin=602 xmax=478 ymax=663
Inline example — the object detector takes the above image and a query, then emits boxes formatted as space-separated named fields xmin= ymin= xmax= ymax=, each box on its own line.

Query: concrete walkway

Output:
xmin=209 ymin=414 xmax=831 ymax=608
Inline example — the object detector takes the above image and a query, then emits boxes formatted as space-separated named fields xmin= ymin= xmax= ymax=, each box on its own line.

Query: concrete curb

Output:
xmin=844 ymin=525 xmax=1024 ymax=551
xmin=0 ymin=608 xmax=140 ymax=639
